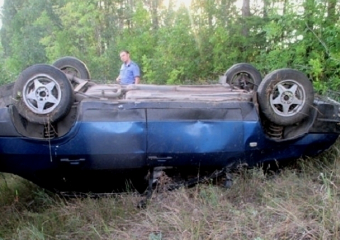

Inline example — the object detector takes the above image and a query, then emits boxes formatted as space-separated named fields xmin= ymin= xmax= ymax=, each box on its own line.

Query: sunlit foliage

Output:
xmin=0 ymin=0 xmax=340 ymax=91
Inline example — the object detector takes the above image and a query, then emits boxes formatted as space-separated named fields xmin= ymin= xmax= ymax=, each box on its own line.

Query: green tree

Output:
xmin=1 ymin=0 xmax=340 ymax=91
xmin=0 ymin=0 xmax=65 ymax=74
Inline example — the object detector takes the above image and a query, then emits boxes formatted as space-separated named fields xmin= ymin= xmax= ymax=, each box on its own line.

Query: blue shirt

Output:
xmin=119 ymin=61 xmax=140 ymax=84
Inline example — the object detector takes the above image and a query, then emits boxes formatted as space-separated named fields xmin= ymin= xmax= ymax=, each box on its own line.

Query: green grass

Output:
xmin=1 ymin=141 xmax=340 ymax=240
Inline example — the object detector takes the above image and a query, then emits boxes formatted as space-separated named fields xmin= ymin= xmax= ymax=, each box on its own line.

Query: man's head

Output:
xmin=120 ymin=50 xmax=130 ymax=64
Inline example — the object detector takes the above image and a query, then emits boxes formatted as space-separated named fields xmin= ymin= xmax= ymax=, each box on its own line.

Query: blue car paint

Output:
xmin=0 ymin=98 xmax=339 ymax=192
xmin=1 ymin=116 xmax=336 ymax=174
xmin=246 ymin=131 xmax=338 ymax=165
xmin=147 ymin=121 xmax=245 ymax=166
xmin=56 ymin=121 xmax=147 ymax=169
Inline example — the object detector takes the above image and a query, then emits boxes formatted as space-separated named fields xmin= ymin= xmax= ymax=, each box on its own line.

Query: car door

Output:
xmin=146 ymin=101 xmax=252 ymax=168
xmin=55 ymin=100 xmax=147 ymax=171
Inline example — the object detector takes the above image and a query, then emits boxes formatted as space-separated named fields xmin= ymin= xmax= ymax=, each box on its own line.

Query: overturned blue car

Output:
xmin=0 ymin=57 xmax=339 ymax=194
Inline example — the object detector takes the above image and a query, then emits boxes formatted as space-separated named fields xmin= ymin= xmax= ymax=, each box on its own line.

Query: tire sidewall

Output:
xmin=225 ymin=63 xmax=262 ymax=91
xmin=53 ymin=56 xmax=90 ymax=80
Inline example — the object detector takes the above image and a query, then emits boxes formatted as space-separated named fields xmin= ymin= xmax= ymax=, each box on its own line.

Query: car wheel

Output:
xmin=52 ymin=56 xmax=90 ymax=80
xmin=225 ymin=63 xmax=262 ymax=91
xmin=13 ymin=64 xmax=74 ymax=124
xmin=257 ymin=68 xmax=314 ymax=126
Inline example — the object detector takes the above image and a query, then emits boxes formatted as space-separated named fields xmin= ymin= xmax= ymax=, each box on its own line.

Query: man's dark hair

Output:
xmin=120 ymin=50 xmax=129 ymax=54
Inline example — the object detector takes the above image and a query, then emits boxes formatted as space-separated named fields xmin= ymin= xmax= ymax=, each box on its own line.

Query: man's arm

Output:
xmin=116 ymin=75 xmax=121 ymax=83
xmin=132 ymin=62 xmax=140 ymax=84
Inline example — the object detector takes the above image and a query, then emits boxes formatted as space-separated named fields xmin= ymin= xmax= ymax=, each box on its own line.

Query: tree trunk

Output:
xmin=143 ymin=0 xmax=160 ymax=31
xmin=326 ymin=0 xmax=337 ymax=24
xmin=241 ymin=0 xmax=250 ymax=37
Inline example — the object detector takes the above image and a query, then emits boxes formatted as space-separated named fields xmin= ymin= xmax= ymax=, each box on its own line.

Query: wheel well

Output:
xmin=10 ymin=103 xmax=78 ymax=139
xmin=259 ymin=107 xmax=317 ymax=141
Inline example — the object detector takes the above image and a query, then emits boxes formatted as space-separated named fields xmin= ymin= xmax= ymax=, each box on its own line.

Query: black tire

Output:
xmin=12 ymin=64 xmax=74 ymax=124
xmin=257 ymin=68 xmax=314 ymax=126
xmin=52 ymin=56 xmax=90 ymax=80
xmin=225 ymin=63 xmax=262 ymax=91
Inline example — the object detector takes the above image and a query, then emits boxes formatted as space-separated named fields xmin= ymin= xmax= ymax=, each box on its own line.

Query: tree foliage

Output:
xmin=0 ymin=0 xmax=340 ymax=91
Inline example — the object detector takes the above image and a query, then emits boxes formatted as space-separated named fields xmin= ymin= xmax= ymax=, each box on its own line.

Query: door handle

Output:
xmin=148 ymin=156 xmax=173 ymax=162
xmin=60 ymin=158 xmax=86 ymax=165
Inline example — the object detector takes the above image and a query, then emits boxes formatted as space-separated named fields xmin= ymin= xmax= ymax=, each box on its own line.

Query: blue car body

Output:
xmin=0 ymin=82 xmax=339 ymax=193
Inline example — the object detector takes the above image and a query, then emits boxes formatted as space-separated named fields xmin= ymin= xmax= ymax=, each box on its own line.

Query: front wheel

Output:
xmin=257 ymin=68 xmax=314 ymax=126
xmin=12 ymin=64 xmax=74 ymax=124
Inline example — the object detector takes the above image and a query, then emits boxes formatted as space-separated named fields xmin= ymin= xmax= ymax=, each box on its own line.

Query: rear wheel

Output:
xmin=13 ymin=64 xmax=74 ymax=124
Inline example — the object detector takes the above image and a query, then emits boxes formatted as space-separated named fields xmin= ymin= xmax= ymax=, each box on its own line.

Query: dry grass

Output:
xmin=1 ymin=142 xmax=340 ymax=240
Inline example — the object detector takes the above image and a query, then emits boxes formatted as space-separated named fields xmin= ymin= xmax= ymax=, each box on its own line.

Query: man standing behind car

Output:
xmin=116 ymin=50 xmax=140 ymax=84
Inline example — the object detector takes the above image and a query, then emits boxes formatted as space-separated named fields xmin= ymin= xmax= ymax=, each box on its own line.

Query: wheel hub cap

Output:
xmin=36 ymin=87 xmax=49 ymax=100
xmin=23 ymin=75 xmax=62 ymax=114
xmin=270 ymin=80 xmax=306 ymax=117
xmin=281 ymin=91 xmax=294 ymax=104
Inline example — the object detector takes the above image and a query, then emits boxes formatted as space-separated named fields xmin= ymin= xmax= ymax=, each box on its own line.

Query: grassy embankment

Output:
xmin=1 ymin=141 xmax=340 ymax=240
